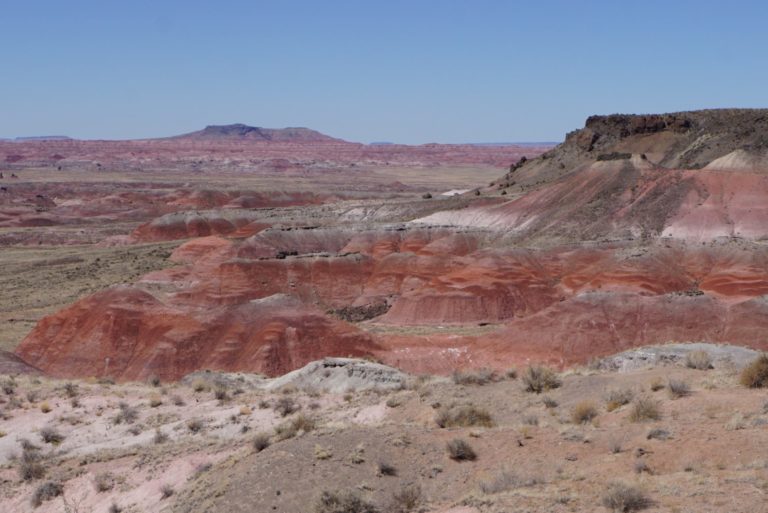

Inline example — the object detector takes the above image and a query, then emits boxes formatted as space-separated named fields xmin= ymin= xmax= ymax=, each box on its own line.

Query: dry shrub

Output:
xmin=602 ymin=481 xmax=650 ymax=512
xmin=447 ymin=438 xmax=476 ymax=461
xmin=31 ymin=481 xmax=63 ymax=507
xmin=253 ymin=432 xmax=271 ymax=452
xmin=213 ymin=385 xmax=229 ymax=401
xmin=171 ymin=394 xmax=185 ymax=406
xmin=667 ymin=379 xmax=690 ymax=399
xmin=389 ymin=484 xmax=422 ymax=513
xmin=187 ymin=418 xmax=205 ymax=433
xmin=542 ymin=396 xmax=558 ymax=408
xmin=148 ymin=393 xmax=162 ymax=408
xmin=314 ymin=444 xmax=333 ymax=460
xmin=478 ymin=469 xmax=541 ymax=494
xmin=315 ymin=490 xmax=379 ymax=513
xmin=571 ymin=401 xmax=598 ymax=424
xmin=39 ymin=426 xmax=64 ymax=445
xmin=739 ymin=354 xmax=768 ymax=388
xmin=646 ymin=428 xmax=670 ymax=440
xmin=94 ymin=471 xmax=115 ymax=492
xmin=378 ymin=461 xmax=397 ymax=476
xmin=18 ymin=442 xmax=45 ymax=481
xmin=435 ymin=404 xmax=494 ymax=428
xmin=160 ymin=484 xmax=174 ymax=499
xmin=274 ymin=396 xmax=300 ymax=417
xmin=605 ymin=388 xmax=634 ymax=411
xmin=192 ymin=379 xmax=209 ymax=393
xmin=685 ymin=350 xmax=712 ymax=370
xmin=628 ymin=396 xmax=661 ymax=422
xmin=649 ymin=377 xmax=664 ymax=392
xmin=153 ymin=428 xmax=168 ymax=444
xmin=113 ymin=402 xmax=138 ymax=424
xmin=275 ymin=414 xmax=315 ymax=440
xmin=452 ymin=368 xmax=496 ymax=386
xmin=39 ymin=401 xmax=51 ymax=414
xmin=522 ymin=365 xmax=561 ymax=393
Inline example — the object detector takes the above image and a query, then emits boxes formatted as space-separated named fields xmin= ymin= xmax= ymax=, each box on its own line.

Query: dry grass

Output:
xmin=435 ymin=404 xmax=494 ymax=428
xmin=275 ymin=414 xmax=316 ymax=441
xmin=739 ymin=354 xmax=768 ymax=388
xmin=685 ymin=350 xmax=712 ymax=370
xmin=667 ymin=379 xmax=691 ymax=399
xmin=521 ymin=365 xmax=561 ymax=393
xmin=253 ymin=432 xmax=271 ymax=452
xmin=602 ymin=482 xmax=650 ymax=512
xmin=113 ymin=402 xmax=138 ymax=424
xmin=94 ymin=471 xmax=115 ymax=492
xmin=605 ymin=387 xmax=634 ymax=411
xmin=447 ymin=438 xmax=476 ymax=461
xmin=31 ymin=481 xmax=63 ymax=507
xmin=39 ymin=426 xmax=64 ymax=445
xmin=389 ymin=484 xmax=422 ymax=513
xmin=452 ymin=368 xmax=496 ymax=386
xmin=628 ymin=396 xmax=661 ymax=422
xmin=315 ymin=490 xmax=379 ymax=513
xmin=571 ymin=401 xmax=598 ymax=424
xmin=274 ymin=396 xmax=300 ymax=417
xmin=18 ymin=442 xmax=45 ymax=481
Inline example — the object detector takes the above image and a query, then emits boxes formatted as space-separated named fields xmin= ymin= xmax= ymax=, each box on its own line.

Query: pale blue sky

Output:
xmin=1 ymin=1 xmax=767 ymax=143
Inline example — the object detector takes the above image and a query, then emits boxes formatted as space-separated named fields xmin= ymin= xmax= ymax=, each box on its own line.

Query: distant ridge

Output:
xmin=14 ymin=136 xmax=72 ymax=142
xmin=175 ymin=123 xmax=345 ymax=143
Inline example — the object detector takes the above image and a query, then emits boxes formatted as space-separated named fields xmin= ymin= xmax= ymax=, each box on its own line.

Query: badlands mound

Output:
xmin=11 ymin=109 xmax=768 ymax=383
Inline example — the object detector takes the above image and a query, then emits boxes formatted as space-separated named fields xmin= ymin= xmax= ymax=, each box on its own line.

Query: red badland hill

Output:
xmin=14 ymin=111 xmax=768 ymax=380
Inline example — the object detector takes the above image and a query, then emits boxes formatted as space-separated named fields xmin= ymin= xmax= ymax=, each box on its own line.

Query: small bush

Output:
xmin=602 ymin=482 xmax=650 ymax=512
xmin=148 ymin=375 xmax=161 ymax=387
xmin=2 ymin=378 xmax=16 ymax=395
xmin=739 ymin=354 xmax=768 ymax=388
xmin=479 ymin=469 xmax=540 ymax=494
xmin=31 ymin=481 xmax=63 ymax=507
xmin=171 ymin=394 xmax=185 ymax=406
xmin=315 ymin=490 xmax=379 ymax=513
xmin=389 ymin=484 xmax=422 ymax=513
xmin=452 ymin=368 xmax=496 ymax=386
xmin=435 ymin=404 xmax=494 ymax=428
xmin=153 ymin=428 xmax=168 ymax=444
xmin=628 ymin=396 xmax=661 ymax=422
xmin=605 ymin=388 xmax=635 ymax=411
xmin=542 ymin=396 xmax=558 ymax=408
xmin=649 ymin=377 xmax=664 ymax=392
xmin=39 ymin=401 xmax=51 ymax=413
xmin=214 ymin=386 xmax=229 ymax=402
xmin=385 ymin=396 xmax=402 ymax=408
xmin=421 ymin=193 xmax=433 ymax=199
xmin=505 ymin=368 xmax=518 ymax=379
xmin=275 ymin=414 xmax=315 ymax=440
xmin=571 ymin=401 xmax=598 ymax=424
xmin=646 ymin=428 xmax=670 ymax=440
xmin=378 ymin=461 xmax=397 ymax=476
xmin=109 ymin=503 xmax=123 ymax=513
xmin=685 ymin=350 xmax=712 ymax=370
xmin=19 ymin=444 xmax=45 ymax=481
xmin=39 ymin=426 xmax=64 ymax=445
xmin=94 ymin=472 xmax=115 ymax=492
xmin=148 ymin=393 xmax=163 ymax=408
xmin=447 ymin=438 xmax=476 ymax=461
xmin=187 ymin=418 xmax=205 ymax=433
xmin=667 ymin=379 xmax=690 ymax=399
xmin=274 ymin=396 xmax=299 ymax=417
xmin=160 ymin=484 xmax=174 ymax=499
xmin=113 ymin=402 xmax=138 ymax=424
xmin=522 ymin=365 xmax=561 ymax=393
xmin=26 ymin=390 xmax=39 ymax=403
xmin=192 ymin=379 xmax=209 ymax=393
xmin=314 ymin=444 xmax=333 ymax=460
xmin=253 ymin=433 xmax=271 ymax=452
xmin=633 ymin=459 xmax=651 ymax=474
xmin=63 ymin=382 xmax=79 ymax=398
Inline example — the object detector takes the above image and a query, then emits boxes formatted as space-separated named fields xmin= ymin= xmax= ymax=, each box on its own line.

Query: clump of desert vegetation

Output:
xmin=31 ymin=480 xmax=63 ymax=507
xmin=113 ymin=402 xmax=139 ymax=424
xmin=452 ymin=368 xmax=496 ymax=386
xmin=667 ymin=379 xmax=691 ymax=399
xmin=628 ymin=396 xmax=661 ymax=422
xmin=522 ymin=365 xmax=561 ymax=393
xmin=605 ymin=387 xmax=634 ymax=411
xmin=388 ymin=484 xmax=422 ymax=513
xmin=447 ymin=438 xmax=476 ymax=461
xmin=601 ymin=481 xmax=651 ymax=512
xmin=275 ymin=414 xmax=315 ymax=441
xmin=685 ymin=350 xmax=712 ymax=370
xmin=571 ymin=401 xmax=598 ymax=424
xmin=315 ymin=489 xmax=379 ymax=513
xmin=739 ymin=353 xmax=768 ymax=388
xmin=18 ymin=440 xmax=46 ymax=481
xmin=435 ymin=403 xmax=494 ymax=428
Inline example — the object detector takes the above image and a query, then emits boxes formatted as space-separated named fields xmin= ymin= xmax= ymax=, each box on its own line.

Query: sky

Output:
xmin=1 ymin=0 xmax=767 ymax=143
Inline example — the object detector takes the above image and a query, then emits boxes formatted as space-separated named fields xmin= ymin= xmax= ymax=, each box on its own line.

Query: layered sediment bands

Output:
xmin=18 ymin=222 xmax=768 ymax=380
xmin=15 ymin=288 xmax=379 ymax=380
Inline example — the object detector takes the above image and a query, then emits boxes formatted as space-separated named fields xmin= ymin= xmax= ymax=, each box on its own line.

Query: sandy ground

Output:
xmin=1 ymin=353 xmax=766 ymax=513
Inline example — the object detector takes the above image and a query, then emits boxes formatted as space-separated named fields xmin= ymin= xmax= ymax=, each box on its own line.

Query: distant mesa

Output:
xmin=13 ymin=135 xmax=72 ymax=142
xmin=176 ymin=123 xmax=345 ymax=143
